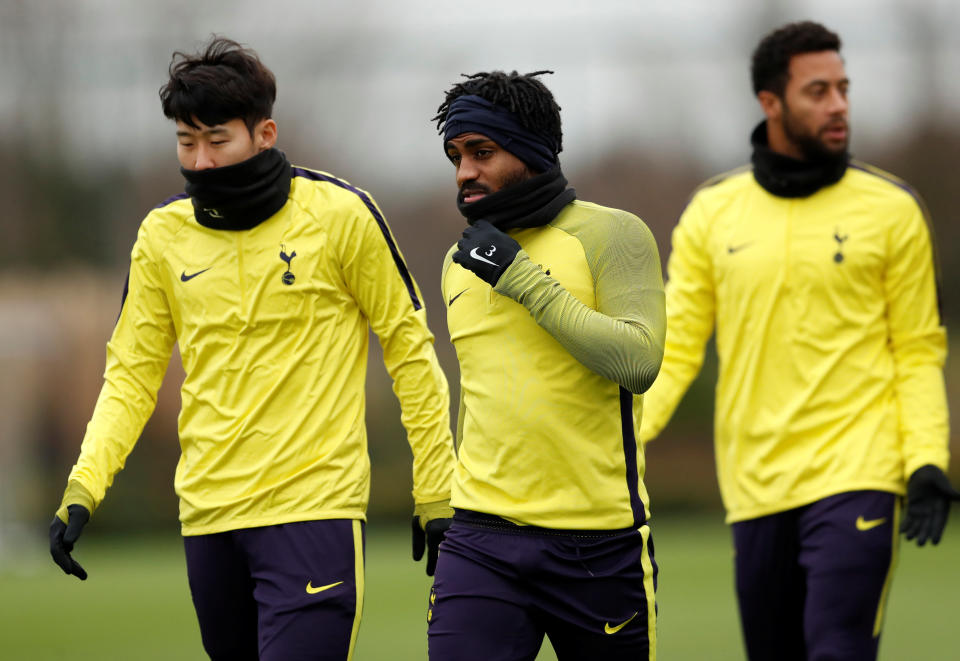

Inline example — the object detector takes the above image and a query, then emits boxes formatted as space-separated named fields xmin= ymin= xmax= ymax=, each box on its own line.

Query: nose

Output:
xmin=456 ymin=158 xmax=479 ymax=188
xmin=828 ymin=87 xmax=848 ymax=115
xmin=193 ymin=144 xmax=216 ymax=170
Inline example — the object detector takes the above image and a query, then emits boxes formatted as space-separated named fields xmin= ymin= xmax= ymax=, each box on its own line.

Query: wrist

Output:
xmin=492 ymin=250 xmax=539 ymax=298
xmin=414 ymin=499 xmax=454 ymax=527
xmin=56 ymin=481 xmax=96 ymax=523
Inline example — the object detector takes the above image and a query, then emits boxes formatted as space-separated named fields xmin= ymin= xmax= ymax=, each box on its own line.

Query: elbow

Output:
xmin=624 ymin=354 xmax=664 ymax=395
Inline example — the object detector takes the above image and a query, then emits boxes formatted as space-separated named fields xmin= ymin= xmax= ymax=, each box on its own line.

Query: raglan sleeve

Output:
xmin=59 ymin=220 xmax=177 ymax=515
xmin=494 ymin=210 xmax=665 ymax=395
xmin=340 ymin=193 xmax=454 ymax=506
xmin=884 ymin=197 xmax=949 ymax=478
xmin=637 ymin=193 xmax=717 ymax=443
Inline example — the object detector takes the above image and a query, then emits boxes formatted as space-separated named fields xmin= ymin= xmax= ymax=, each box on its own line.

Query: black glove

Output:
xmin=412 ymin=500 xmax=454 ymax=576
xmin=50 ymin=504 xmax=90 ymax=580
xmin=900 ymin=465 xmax=960 ymax=546
xmin=452 ymin=220 xmax=520 ymax=287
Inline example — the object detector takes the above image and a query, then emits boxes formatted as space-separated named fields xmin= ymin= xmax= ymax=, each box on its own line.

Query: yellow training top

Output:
xmin=65 ymin=168 xmax=454 ymax=535
xmin=640 ymin=162 xmax=949 ymax=522
xmin=443 ymin=200 xmax=665 ymax=530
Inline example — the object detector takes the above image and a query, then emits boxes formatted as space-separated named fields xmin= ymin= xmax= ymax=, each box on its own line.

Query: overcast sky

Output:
xmin=1 ymin=0 xmax=957 ymax=195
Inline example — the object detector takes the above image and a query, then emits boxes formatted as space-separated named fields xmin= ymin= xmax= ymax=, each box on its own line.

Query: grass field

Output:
xmin=2 ymin=514 xmax=958 ymax=660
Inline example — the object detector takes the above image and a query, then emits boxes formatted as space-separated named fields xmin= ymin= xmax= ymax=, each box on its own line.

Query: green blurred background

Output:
xmin=2 ymin=1 xmax=958 ymax=658
xmin=4 ymin=519 xmax=958 ymax=659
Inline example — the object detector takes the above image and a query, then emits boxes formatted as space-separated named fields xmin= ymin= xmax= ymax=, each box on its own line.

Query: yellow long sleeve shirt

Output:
xmin=639 ymin=162 xmax=949 ymax=523
xmin=65 ymin=167 xmax=454 ymax=534
xmin=443 ymin=201 xmax=665 ymax=529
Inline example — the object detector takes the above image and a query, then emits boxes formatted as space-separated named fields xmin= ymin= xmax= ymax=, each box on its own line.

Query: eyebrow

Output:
xmin=176 ymin=126 xmax=229 ymax=137
xmin=444 ymin=137 xmax=496 ymax=151
xmin=803 ymin=77 xmax=849 ymax=90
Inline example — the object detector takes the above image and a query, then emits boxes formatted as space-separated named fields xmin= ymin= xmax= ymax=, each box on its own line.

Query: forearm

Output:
xmin=496 ymin=253 xmax=665 ymax=394
xmin=379 ymin=313 xmax=455 ymax=503
xmin=893 ymin=336 xmax=950 ymax=477
xmin=66 ymin=343 xmax=167 ymax=507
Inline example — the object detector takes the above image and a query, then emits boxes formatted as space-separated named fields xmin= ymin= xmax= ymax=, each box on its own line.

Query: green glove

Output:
xmin=412 ymin=500 xmax=454 ymax=576
xmin=50 ymin=504 xmax=90 ymax=580
xmin=900 ymin=465 xmax=960 ymax=546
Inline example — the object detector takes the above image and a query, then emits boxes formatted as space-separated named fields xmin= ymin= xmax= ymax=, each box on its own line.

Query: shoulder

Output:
xmin=843 ymin=160 xmax=929 ymax=215
xmin=670 ymin=166 xmax=759 ymax=237
xmin=550 ymin=200 xmax=659 ymax=261
xmin=441 ymin=244 xmax=458 ymax=283
xmin=686 ymin=165 xmax=756 ymax=207
xmin=137 ymin=193 xmax=193 ymax=255
xmin=443 ymin=243 xmax=458 ymax=263
xmin=289 ymin=166 xmax=384 ymax=218
xmin=554 ymin=199 xmax=653 ymax=238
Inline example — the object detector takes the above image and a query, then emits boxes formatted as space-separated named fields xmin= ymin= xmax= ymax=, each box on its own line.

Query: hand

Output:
xmin=412 ymin=500 xmax=454 ymax=576
xmin=50 ymin=504 xmax=90 ymax=580
xmin=452 ymin=220 xmax=520 ymax=287
xmin=900 ymin=465 xmax=960 ymax=546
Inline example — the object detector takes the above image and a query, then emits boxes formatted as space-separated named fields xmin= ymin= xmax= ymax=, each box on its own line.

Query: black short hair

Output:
xmin=159 ymin=36 xmax=276 ymax=134
xmin=433 ymin=70 xmax=563 ymax=154
xmin=751 ymin=21 xmax=842 ymax=96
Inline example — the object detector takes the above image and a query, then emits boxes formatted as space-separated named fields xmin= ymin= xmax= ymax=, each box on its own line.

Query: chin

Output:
xmin=827 ymin=143 xmax=849 ymax=157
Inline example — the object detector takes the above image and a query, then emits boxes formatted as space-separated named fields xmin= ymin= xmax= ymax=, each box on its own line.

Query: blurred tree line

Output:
xmin=2 ymin=120 xmax=958 ymax=535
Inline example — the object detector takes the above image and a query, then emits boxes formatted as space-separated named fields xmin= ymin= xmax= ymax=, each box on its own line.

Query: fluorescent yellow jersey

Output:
xmin=639 ymin=162 xmax=949 ymax=522
xmin=66 ymin=167 xmax=454 ymax=535
xmin=442 ymin=201 xmax=666 ymax=529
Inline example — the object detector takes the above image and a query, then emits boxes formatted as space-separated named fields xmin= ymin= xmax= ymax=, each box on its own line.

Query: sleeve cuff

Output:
xmin=55 ymin=481 xmax=97 ymax=523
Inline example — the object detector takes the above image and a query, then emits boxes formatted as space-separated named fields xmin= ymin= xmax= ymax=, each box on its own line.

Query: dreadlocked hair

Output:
xmin=433 ymin=70 xmax=563 ymax=153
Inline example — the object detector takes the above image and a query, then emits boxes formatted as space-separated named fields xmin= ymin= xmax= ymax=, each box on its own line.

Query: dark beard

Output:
xmin=457 ymin=165 xmax=533 ymax=204
xmin=782 ymin=106 xmax=848 ymax=162
xmin=456 ymin=165 xmax=576 ymax=230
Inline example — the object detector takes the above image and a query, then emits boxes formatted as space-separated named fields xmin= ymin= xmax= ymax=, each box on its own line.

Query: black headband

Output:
xmin=442 ymin=94 xmax=557 ymax=172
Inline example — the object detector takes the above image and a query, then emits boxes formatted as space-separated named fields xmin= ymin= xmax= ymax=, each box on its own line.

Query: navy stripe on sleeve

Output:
xmin=292 ymin=168 xmax=422 ymax=311
xmin=620 ymin=387 xmax=646 ymax=527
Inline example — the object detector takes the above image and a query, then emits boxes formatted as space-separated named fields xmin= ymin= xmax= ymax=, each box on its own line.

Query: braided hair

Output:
xmin=433 ymin=70 xmax=563 ymax=154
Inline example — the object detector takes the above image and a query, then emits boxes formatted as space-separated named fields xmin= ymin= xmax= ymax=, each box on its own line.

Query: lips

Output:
xmin=458 ymin=186 xmax=490 ymax=204
xmin=822 ymin=122 xmax=848 ymax=141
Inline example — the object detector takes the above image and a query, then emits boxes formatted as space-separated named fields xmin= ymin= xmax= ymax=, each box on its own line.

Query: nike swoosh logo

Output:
xmin=448 ymin=288 xmax=469 ymax=306
xmin=855 ymin=516 xmax=886 ymax=532
xmin=604 ymin=611 xmax=638 ymax=635
xmin=469 ymin=246 xmax=499 ymax=266
xmin=306 ymin=580 xmax=344 ymax=595
xmin=180 ymin=268 xmax=211 ymax=282
xmin=727 ymin=243 xmax=752 ymax=254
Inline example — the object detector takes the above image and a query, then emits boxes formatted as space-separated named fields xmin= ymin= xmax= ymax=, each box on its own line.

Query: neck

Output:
xmin=765 ymin=120 xmax=806 ymax=160
xmin=750 ymin=121 xmax=848 ymax=198
xmin=457 ymin=166 xmax=576 ymax=231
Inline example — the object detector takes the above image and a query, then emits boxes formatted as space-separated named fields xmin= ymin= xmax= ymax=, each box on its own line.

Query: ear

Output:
xmin=756 ymin=90 xmax=782 ymax=122
xmin=255 ymin=119 xmax=278 ymax=150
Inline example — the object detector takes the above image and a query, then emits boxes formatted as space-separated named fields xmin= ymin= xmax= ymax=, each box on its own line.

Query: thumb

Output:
xmin=931 ymin=471 xmax=960 ymax=501
xmin=411 ymin=516 xmax=425 ymax=561
xmin=944 ymin=482 xmax=960 ymax=501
